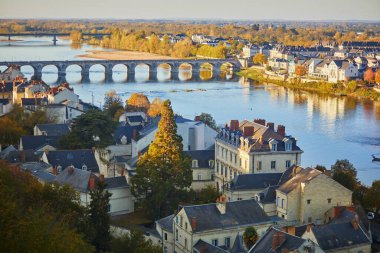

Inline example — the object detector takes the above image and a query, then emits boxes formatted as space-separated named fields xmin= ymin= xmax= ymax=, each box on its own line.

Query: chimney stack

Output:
xmin=53 ymin=166 xmax=58 ymax=176
xmin=243 ymin=126 xmax=255 ymax=137
xmin=287 ymin=226 xmax=296 ymax=236
xmin=277 ymin=125 xmax=286 ymax=136
xmin=99 ymin=174 xmax=105 ymax=182
xmin=229 ymin=120 xmax=239 ymax=131
xmin=191 ymin=217 xmax=197 ymax=231
xmin=68 ymin=166 xmax=74 ymax=175
xmin=89 ymin=174 xmax=95 ymax=191
xmin=132 ymin=129 xmax=137 ymax=141
xmin=272 ymin=232 xmax=285 ymax=251
xmin=216 ymin=195 xmax=227 ymax=215
xmin=253 ymin=118 xmax=266 ymax=126
xmin=266 ymin=122 xmax=274 ymax=130
xmin=351 ymin=219 xmax=359 ymax=230
xmin=195 ymin=116 xmax=201 ymax=122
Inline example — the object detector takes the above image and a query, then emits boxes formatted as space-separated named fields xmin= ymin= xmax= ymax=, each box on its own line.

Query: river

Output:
xmin=1 ymin=36 xmax=379 ymax=185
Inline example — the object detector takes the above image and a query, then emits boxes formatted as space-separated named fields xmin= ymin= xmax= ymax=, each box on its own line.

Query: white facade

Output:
xmin=48 ymin=89 xmax=79 ymax=104
xmin=107 ymin=186 xmax=135 ymax=215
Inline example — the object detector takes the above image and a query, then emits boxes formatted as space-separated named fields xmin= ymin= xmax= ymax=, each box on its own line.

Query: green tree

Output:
xmin=331 ymin=159 xmax=358 ymax=191
xmin=111 ymin=230 xmax=162 ymax=253
xmin=363 ymin=180 xmax=380 ymax=212
xmin=0 ymin=117 xmax=25 ymax=146
xmin=314 ymin=165 xmax=327 ymax=173
xmin=60 ymin=109 xmax=117 ymax=149
xmin=253 ymin=53 xmax=268 ymax=65
xmin=243 ymin=226 xmax=259 ymax=249
xmin=195 ymin=113 xmax=218 ymax=131
xmin=89 ymin=180 xmax=112 ymax=252
xmin=131 ymin=100 xmax=192 ymax=219
xmin=194 ymin=185 xmax=219 ymax=204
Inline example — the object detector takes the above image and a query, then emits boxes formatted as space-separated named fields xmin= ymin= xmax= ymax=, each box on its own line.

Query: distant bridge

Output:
xmin=0 ymin=59 xmax=242 ymax=83
xmin=0 ymin=33 xmax=111 ymax=45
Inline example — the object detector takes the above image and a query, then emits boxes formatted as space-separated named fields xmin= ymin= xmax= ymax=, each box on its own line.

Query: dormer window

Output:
xmin=82 ymin=164 xmax=87 ymax=171
xmin=285 ymin=141 xmax=292 ymax=151
xmin=269 ymin=139 xmax=278 ymax=151
xmin=192 ymin=160 xmax=198 ymax=168
xmin=209 ymin=160 xmax=214 ymax=168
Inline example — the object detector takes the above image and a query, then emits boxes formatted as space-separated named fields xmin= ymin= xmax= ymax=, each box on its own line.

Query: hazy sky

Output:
xmin=2 ymin=0 xmax=380 ymax=21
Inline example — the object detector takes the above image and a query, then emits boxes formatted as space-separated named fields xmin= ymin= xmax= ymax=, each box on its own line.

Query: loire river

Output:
xmin=1 ymin=37 xmax=379 ymax=185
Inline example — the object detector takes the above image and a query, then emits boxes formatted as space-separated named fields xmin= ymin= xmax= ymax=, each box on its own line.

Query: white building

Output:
xmin=326 ymin=60 xmax=359 ymax=83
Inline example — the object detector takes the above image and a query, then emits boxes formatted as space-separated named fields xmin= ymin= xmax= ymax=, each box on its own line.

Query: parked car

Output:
xmin=368 ymin=212 xmax=376 ymax=220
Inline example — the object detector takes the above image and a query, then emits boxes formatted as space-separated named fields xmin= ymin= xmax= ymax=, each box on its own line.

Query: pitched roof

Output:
xmin=231 ymin=234 xmax=247 ymax=253
xmin=182 ymin=199 xmax=271 ymax=233
xmin=277 ymin=168 xmax=321 ymax=194
xmin=311 ymin=222 xmax=371 ymax=251
xmin=55 ymin=167 xmax=97 ymax=192
xmin=229 ymin=173 xmax=282 ymax=191
xmin=156 ymin=214 xmax=174 ymax=233
xmin=21 ymin=135 xmax=61 ymax=151
xmin=46 ymin=149 xmax=99 ymax=173
xmin=35 ymin=123 xmax=70 ymax=136
xmin=0 ymin=98 xmax=10 ymax=105
xmin=193 ymin=240 xmax=229 ymax=253
xmin=6 ymin=150 xmax=43 ymax=163
xmin=126 ymin=115 xmax=144 ymax=123
xmin=20 ymin=162 xmax=55 ymax=183
xmin=104 ymin=176 xmax=128 ymax=189
xmin=114 ymin=124 xmax=142 ymax=144
xmin=250 ymin=227 xmax=307 ymax=253
xmin=258 ymin=185 xmax=279 ymax=204
xmin=184 ymin=150 xmax=215 ymax=168
xmin=21 ymin=97 xmax=48 ymax=106
xmin=138 ymin=115 xmax=193 ymax=139
xmin=0 ymin=145 xmax=17 ymax=159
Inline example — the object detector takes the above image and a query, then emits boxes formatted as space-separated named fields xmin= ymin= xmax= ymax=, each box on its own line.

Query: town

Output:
xmin=1 ymin=3 xmax=380 ymax=253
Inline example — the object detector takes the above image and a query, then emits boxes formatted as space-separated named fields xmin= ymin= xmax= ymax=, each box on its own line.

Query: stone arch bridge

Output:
xmin=0 ymin=59 xmax=242 ymax=83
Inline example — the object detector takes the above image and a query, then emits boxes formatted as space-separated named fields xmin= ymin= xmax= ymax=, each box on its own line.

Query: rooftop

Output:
xmin=35 ymin=123 xmax=70 ymax=136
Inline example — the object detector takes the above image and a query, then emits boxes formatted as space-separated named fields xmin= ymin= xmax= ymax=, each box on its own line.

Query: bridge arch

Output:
xmin=178 ymin=63 xmax=193 ymax=81
xmin=112 ymin=64 xmax=128 ymax=82
xmin=199 ymin=62 xmax=214 ymax=80
xmin=220 ymin=62 xmax=236 ymax=80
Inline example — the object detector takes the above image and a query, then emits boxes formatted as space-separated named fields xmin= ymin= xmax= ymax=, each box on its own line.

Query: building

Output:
xmin=0 ymin=65 xmax=24 ymax=82
xmin=47 ymin=83 xmax=79 ymax=104
xmin=104 ymin=176 xmax=134 ymax=215
xmin=243 ymin=44 xmax=260 ymax=58
xmin=326 ymin=60 xmax=359 ymax=83
xmin=268 ymin=58 xmax=289 ymax=71
xmin=172 ymin=198 xmax=273 ymax=253
xmin=19 ymin=135 xmax=61 ymax=151
xmin=249 ymin=226 xmax=322 ymax=253
xmin=0 ymin=98 xmax=12 ymax=115
xmin=184 ymin=150 xmax=215 ymax=190
xmin=34 ymin=123 xmax=70 ymax=137
xmin=214 ymin=119 xmax=303 ymax=192
xmin=275 ymin=167 xmax=352 ymax=225
xmin=156 ymin=214 xmax=175 ymax=253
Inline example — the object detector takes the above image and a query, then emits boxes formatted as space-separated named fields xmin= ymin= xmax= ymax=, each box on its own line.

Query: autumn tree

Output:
xmin=147 ymin=97 xmax=163 ymax=117
xmin=0 ymin=117 xmax=25 ymax=146
xmin=295 ymin=65 xmax=307 ymax=77
xmin=363 ymin=68 xmax=375 ymax=83
xmin=243 ymin=226 xmax=259 ymax=249
xmin=195 ymin=113 xmax=218 ymax=131
xmin=131 ymin=100 xmax=192 ymax=219
xmin=363 ymin=180 xmax=380 ymax=212
xmin=375 ymin=69 xmax=380 ymax=84
xmin=70 ymin=30 xmax=83 ymax=44
xmin=126 ymin=93 xmax=150 ymax=113
xmin=253 ymin=53 xmax=268 ymax=65
xmin=104 ymin=90 xmax=124 ymax=120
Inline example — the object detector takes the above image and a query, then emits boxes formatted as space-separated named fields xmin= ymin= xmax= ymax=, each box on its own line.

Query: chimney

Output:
xmin=243 ymin=126 xmax=255 ymax=137
xmin=68 ymin=166 xmax=74 ymax=175
xmin=287 ymin=226 xmax=296 ymax=236
xmin=120 ymin=169 xmax=124 ymax=176
xmin=200 ymin=244 xmax=206 ymax=253
xmin=53 ymin=166 xmax=58 ymax=176
xmin=99 ymin=174 xmax=105 ymax=182
xmin=334 ymin=206 xmax=342 ymax=218
xmin=272 ymin=232 xmax=285 ymax=250
xmin=20 ymin=151 xmax=26 ymax=162
xmin=216 ymin=195 xmax=227 ymax=215
xmin=351 ymin=219 xmax=359 ymax=230
xmin=254 ymin=118 xmax=266 ymax=126
xmin=138 ymin=151 xmax=141 ymax=159
xmin=266 ymin=122 xmax=274 ymax=130
xmin=195 ymin=116 xmax=201 ymax=122
xmin=229 ymin=120 xmax=239 ymax=131
xmin=191 ymin=217 xmax=197 ymax=231
xmin=277 ymin=125 xmax=286 ymax=136
xmin=132 ymin=129 xmax=137 ymax=141
xmin=89 ymin=174 xmax=95 ymax=191
xmin=306 ymin=223 xmax=313 ymax=232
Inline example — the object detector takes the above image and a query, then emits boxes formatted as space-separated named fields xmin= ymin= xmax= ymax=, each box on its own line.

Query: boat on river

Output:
xmin=372 ymin=154 xmax=380 ymax=162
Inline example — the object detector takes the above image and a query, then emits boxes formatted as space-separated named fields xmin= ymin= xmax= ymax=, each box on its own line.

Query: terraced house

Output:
xmin=214 ymin=119 xmax=303 ymax=191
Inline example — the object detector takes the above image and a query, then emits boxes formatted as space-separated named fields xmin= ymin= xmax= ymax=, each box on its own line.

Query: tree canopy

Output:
xmin=126 ymin=93 xmax=150 ymax=113
xmin=131 ymin=100 xmax=192 ymax=219
xmin=243 ymin=226 xmax=259 ymax=249
xmin=110 ymin=230 xmax=162 ymax=253
xmin=331 ymin=159 xmax=358 ymax=191
xmin=253 ymin=53 xmax=268 ymax=65
xmin=103 ymin=90 xmax=124 ymax=120
xmin=195 ymin=112 xmax=218 ymax=131
xmin=147 ymin=97 xmax=164 ymax=117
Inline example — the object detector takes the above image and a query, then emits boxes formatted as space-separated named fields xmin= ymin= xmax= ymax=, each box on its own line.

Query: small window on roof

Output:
xmin=192 ymin=160 xmax=198 ymax=168
xmin=82 ymin=164 xmax=87 ymax=171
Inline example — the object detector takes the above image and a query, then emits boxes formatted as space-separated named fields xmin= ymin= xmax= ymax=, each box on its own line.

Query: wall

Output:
xmin=108 ymin=187 xmax=135 ymax=215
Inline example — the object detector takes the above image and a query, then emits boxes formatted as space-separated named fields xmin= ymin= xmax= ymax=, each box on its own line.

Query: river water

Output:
xmin=1 ymin=36 xmax=379 ymax=185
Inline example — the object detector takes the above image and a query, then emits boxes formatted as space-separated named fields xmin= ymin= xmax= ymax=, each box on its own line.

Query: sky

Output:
xmin=2 ymin=0 xmax=380 ymax=21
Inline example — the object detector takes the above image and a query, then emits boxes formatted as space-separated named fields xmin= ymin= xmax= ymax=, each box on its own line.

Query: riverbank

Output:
xmin=77 ymin=50 xmax=178 ymax=60
xmin=238 ymin=68 xmax=380 ymax=101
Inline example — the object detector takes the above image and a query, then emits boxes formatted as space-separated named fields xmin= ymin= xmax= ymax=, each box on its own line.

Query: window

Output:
xmin=285 ymin=142 xmax=292 ymax=151
xmin=234 ymin=154 xmax=237 ymax=164
xmin=185 ymin=238 xmax=188 ymax=249
xmin=82 ymin=164 xmax=87 ymax=171
xmin=216 ymin=162 xmax=219 ymax=173
xmin=192 ymin=160 xmax=198 ymax=168
xmin=286 ymin=160 xmax=291 ymax=168
xmin=175 ymin=229 xmax=178 ymax=241
xmin=245 ymin=160 xmax=247 ymax=169
xmin=308 ymin=217 xmax=312 ymax=223
xmin=197 ymin=174 xmax=202 ymax=181
xmin=230 ymin=152 xmax=232 ymax=162
xmin=164 ymin=246 xmax=168 ymax=253
xmin=107 ymin=204 xmax=111 ymax=212
xmin=276 ymin=197 xmax=279 ymax=206
xmin=164 ymin=233 xmax=168 ymax=241
xmin=327 ymin=198 xmax=332 ymax=204
xmin=185 ymin=222 xmax=188 ymax=230
xmin=257 ymin=161 xmax=262 ymax=170
xmin=307 ymin=199 xmax=311 ymax=204
xmin=225 ymin=167 xmax=227 ymax=177
xmin=225 ymin=149 xmax=228 ymax=159
xmin=212 ymin=239 xmax=218 ymax=246
xmin=225 ymin=237 xmax=231 ymax=249
xmin=209 ymin=160 xmax=214 ymax=168
xmin=271 ymin=143 xmax=277 ymax=151
xmin=175 ymin=216 xmax=178 ymax=224
xmin=180 ymin=216 xmax=183 ymax=227
xmin=271 ymin=161 xmax=276 ymax=169
xmin=281 ymin=199 xmax=284 ymax=208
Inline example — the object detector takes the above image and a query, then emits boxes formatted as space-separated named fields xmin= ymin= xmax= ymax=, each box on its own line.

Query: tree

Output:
xmin=131 ymin=100 xmax=192 ymax=219
xmin=295 ymin=65 xmax=307 ymax=77
xmin=253 ymin=53 xmax=268 ymax=65
xmin=194 ymin=185 xmax=219 ymax=204
xmin=195 ymin=113 xmax=218 ymax=131
xmin=375 ymin=69 xmax=380 ymax=84
xmin=0 ymin=117 xmax=25 ymax=146
xmin=89 ymin=180 xmax=112 ymax=252
xmin=243 ymin=226 xmax=259 ymax=249
xmin=104 ymin=90 xmax=124 ymax=119
xmin=111 ymin=230 xmax=162 ymax=253
xmin=126 ymin=93 xmax=150 ymax=113
xmin=363 ymin=68 xmax=375 ymax=83
xmin=147 ymin=97 xmax=164 ymax=117
xmin=331 ymin=159 xmax=358 ymax=191
xmin=60 ymin=109 xmax=117 ymax=149
xmin=314 ymin=165 xmax=327 ymax=173
xmin=363 ymin=180 xmax=380 ymax=213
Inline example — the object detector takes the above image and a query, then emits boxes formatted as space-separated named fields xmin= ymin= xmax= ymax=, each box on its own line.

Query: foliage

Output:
xmin=126 ymin=93 xmax=150 ymax=113
xmin=314 ymin=165 xmax=327 ymax=173
xmin=253 ymin=53 xmax=268 ymax=65
xmin=88 ymin=180 xmax=112 ymax=252
xmin=60 ymin=109 xmax=117 ymax=149
xmin=196 ymin=44 xmax=227 ymax=59
xmin=70 ymin=30 xmax=83 ymax=43
xmin=110 ymin=230 xmax=162 ymax=253
xmin=375 ymin=70 xmax=380 ymax=84
xmin=345 ymin=80 xmax=358 ymax=93
xmin=147 ymin=97 xmax=163 ymax=117
xmin=131 ymin=100 xmax=192 ymax=219
xmin=0 ymin=162 xmax=94 ymax=253
xmin=363 ymin=68 xmax=375 ymax=83
xmin=331 ymin=159 xmax=358 ymax=191
xmin=243 ymin=226 xmax=259 ymax=249
xmin=103 ymin=90 xmax=124 ymax=120
xmin=265 ymin=66 xmax=272 ymax=71
xmin=192 ymin=185 xmax=219 ymax=204
xmin=0 ymin=116 xmax=25 ymax=146
xmin=363 ymin=180 xmax=380 ymax=213
xmin=195 ymin=112 xmax=218 ymax=131
xmin=295 ymin=65 xmax=307 ymax=77
xmin=171 ymin=38 xmax=197 ymax=58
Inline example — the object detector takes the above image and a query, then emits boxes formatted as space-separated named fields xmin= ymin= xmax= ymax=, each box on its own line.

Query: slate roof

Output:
xmin=55 ymin=167 xmax=97 ymax=192
xmin=277 ymin=168 xmax=321 ymax=194
xmin=250 ymin=227 xmax=306 ymax=253
xmin=294 ymin=225 xmax=308 ymax=237
xmin=0 ymin=98 xmax=10 ymax=105
xmin=182 ymin=199 xmax=271 ymax=233
xmin=104 ymin=176 xmax=128 ymax=189
xmin=36 ymin=123 xmax=70 ymax=136
xmin=193 ymin=240 xmax=229 ymax=253
xmin=20 ymin=162 xmax=55 ymax=183
xmin=156 ymin=214 xmax=174 ymax=233
xmin=0 ymin=145 xmax=17 ymax=159
xmin=229 ymin=173 xmax=282 ymax=191
xmin=138 ymin=115 xmax=193 ymax=139
xmin=184 ymin=150 xmax=215 ymax=168
xmin=46 ymin=149 xmax=99 ymax=173
xmin=114 ymin=124 xmax=142 ymax=144
xmin=231 ymin=234 xmax=247 ymax=253
xmin=311 ymin=222 xmax=371 ymax=251
xmin=21 ymin=97 xmax=48 ymax=106
xmin=258 ymin=185 xmax=279 ymax=204
xmin=126 ymin=115 xmax=144 ymax=123
xmin=21 ymin=135 xmax=61 ymax=151
xmin=6 ymin=150 xmax=43 ymax=163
